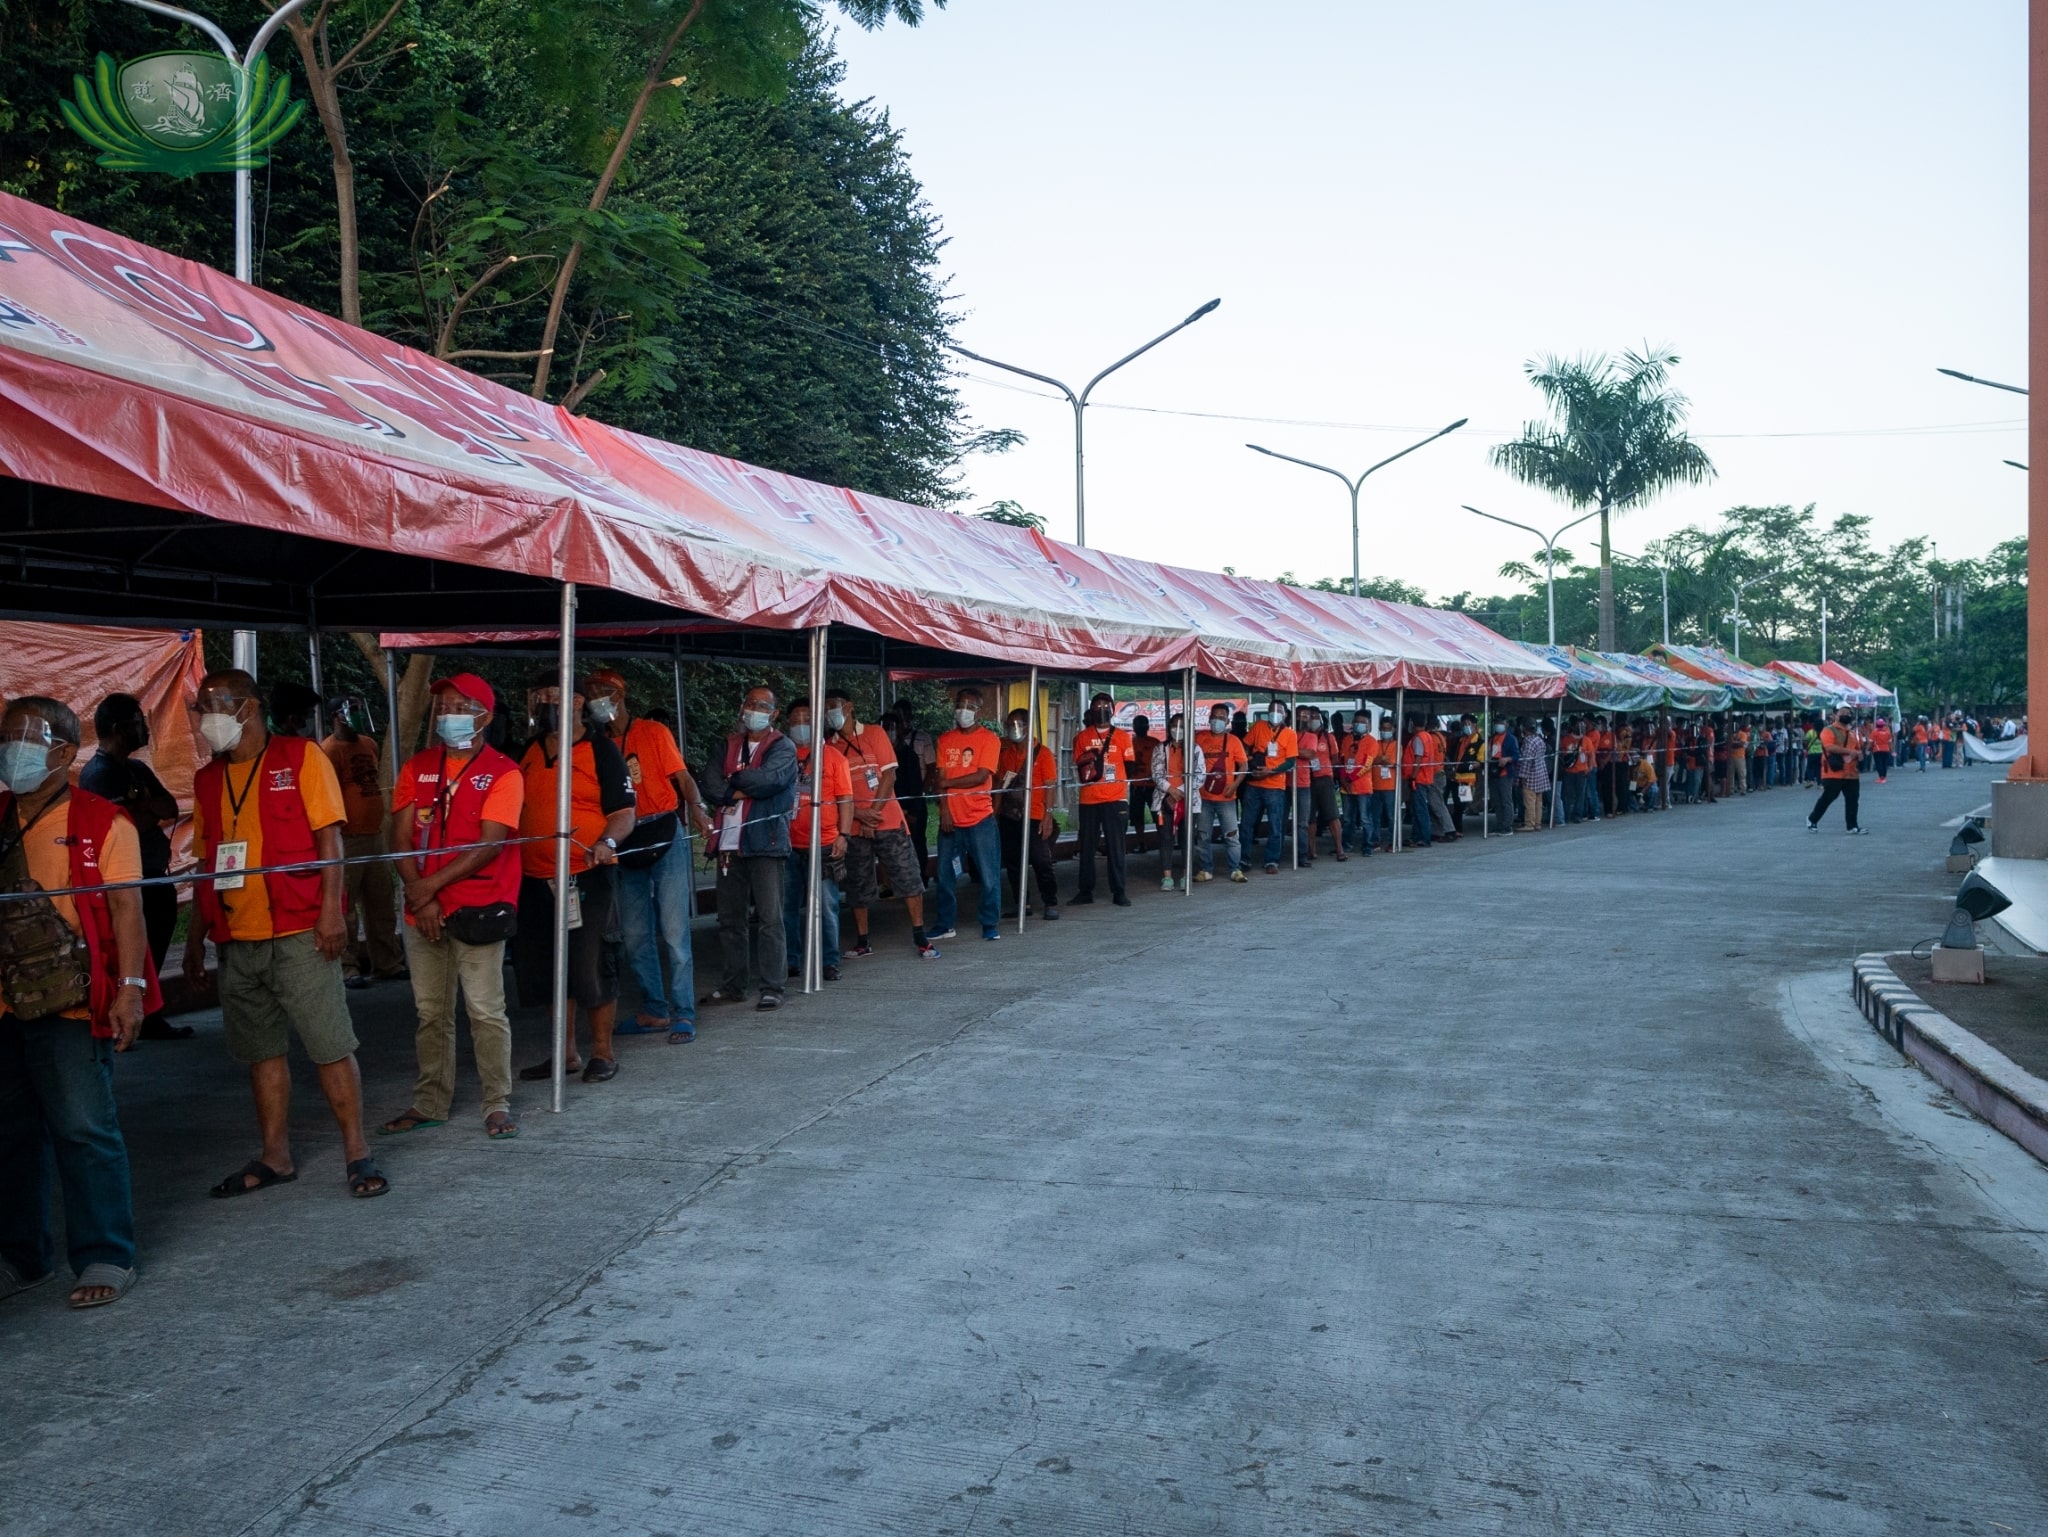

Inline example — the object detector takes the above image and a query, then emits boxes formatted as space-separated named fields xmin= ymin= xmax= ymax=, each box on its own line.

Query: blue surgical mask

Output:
xmin=436 ymin=714 xmax=478 ymax=750
xmin=789 ymin=724 xmax=813 ymax=746
xmin=0 ymin=740 xmax=51 ymax=794
xmin=742 ymin=710 xmax=771 ymax=734
xmin=824 ymin=708 xmax=846 ymax=732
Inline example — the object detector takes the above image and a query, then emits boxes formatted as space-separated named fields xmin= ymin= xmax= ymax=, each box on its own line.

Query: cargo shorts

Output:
xmin=843 ymin=828 xmax=922 ymax=907
xmin=218 ymin=930 xmax=359 ymax=1066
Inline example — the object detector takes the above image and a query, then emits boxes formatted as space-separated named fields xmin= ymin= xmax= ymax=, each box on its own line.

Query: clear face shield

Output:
xmin=0 ymin=713 xmax=63 ymax=794
xmin=189 ymin=687 xmax=257 ymax=757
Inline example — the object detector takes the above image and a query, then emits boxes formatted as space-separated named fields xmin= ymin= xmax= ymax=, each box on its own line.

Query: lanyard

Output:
xmin=223 ymin=753 xmax=263 ymax=836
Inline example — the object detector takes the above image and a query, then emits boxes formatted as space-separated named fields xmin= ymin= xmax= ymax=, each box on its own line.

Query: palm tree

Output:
xmin=1491 ymin=347 xmax=1717 ymax=650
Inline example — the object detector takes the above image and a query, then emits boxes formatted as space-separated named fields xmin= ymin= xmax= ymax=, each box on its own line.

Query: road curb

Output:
xmin=1852 ymin=952 xmax=2048 ymax=1166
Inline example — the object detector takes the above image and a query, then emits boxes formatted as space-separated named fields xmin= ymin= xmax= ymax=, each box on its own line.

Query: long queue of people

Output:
xmin=0 ymin=666 xmax=1959 ymax=1311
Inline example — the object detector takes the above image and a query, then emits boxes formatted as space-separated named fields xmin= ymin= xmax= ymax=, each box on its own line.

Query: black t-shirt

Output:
xmin=77 ymin=749 xmax=173 ymax=876
xmin=589 ymin=731 xmax=636 ymax=817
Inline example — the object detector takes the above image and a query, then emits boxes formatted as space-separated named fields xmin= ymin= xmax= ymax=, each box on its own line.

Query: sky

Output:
xmin=833 ymin=0 xmax=2028 ymax=600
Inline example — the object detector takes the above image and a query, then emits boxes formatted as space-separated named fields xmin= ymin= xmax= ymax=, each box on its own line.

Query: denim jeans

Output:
xmin=0 ymin=1014 xmax=135 ymax=1277
xmin=1194 ymin=797 xmax=1241 ymax=874
xmin=935 ymin=815 xmax=1003 ymax=934
xmin=1246 ymin=785 xmax=1291 ymax=866
xmin=619 ymin=829 xmax=696 ymax=1024
xmin=1341 ymin=793 xmax=1369 ymax=854
xmin=1364 ymin=789 xmax=1393 ymax=848
xmin=1409 ymin=787 xmax=1434 ymax=845
xmin=783 ymin=848 xmax=842 ymax=970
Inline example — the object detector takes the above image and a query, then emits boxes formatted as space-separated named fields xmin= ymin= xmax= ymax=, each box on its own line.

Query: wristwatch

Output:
xmin=599 ymin=836 xmax=618 ymax=851
xmin=119 ymin=976 xmax=148 ymax=989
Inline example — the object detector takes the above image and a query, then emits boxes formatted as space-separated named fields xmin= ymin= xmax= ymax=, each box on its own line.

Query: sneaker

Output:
xmin=1230 ymin=869 xmax=1248 ymax=883
xmin=982 ymin=929 xmax=1001 ymax=941
xmin=1112 ymin=894 xmax=1133 ymax=908
xmin=917 ymin=941 xmax=941 ymax=960
xmin=343 ymin=974 xmax=372 ymax=991
xmin=1805 ymin=823 xmax=1819 ymax=833
xmin=1042 ymin=905 xmax=1061 ymax=920
xmin=822 ymin=965 xmax=841 ymax=981
xmin=756 ymin=990 xmax=784 ymax=1011
xmin=1161 ymin=874 xmax=1177 ymax=891
xmin=1848 ymin=826 xmax=1869 ymax=836
xmin=1264 ymin=863 xmax=1280 ymax=875
xmin=927 ymin=927 xmax=958 ymax=941
xmin=1194 ymin=870 xmax=1214 ymax=883
xmin=846 ymin=941 xmax=874 ymax=959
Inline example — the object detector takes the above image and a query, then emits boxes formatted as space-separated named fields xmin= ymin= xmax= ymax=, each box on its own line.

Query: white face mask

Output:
xmin=588 ymin=698 xmax=618 ymax=724
xmin=1169 ymin=725 xmax=1183 ymax=742
xmin=789 ymin=723 xmax=812 ymax=746
xmin=1007 ymin=722 xmax=1025 ymax=741
xmin=1269 ymin=709 xmax=1287 ymax=725
xmin=435 ymin=714 xmax=478 ymax=749
xmin=956 ymin=708 xmax=978 ymax=729
xmin=824 ymin=708 xmax=846 ymax=732
xmin=199 ymin=712 xmax=244 ymax=754
xmin=0 ymin=741 xmax=52 ymax=794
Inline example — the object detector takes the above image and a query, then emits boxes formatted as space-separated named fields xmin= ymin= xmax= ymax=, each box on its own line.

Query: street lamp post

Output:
xmin=1461 ymin=504 xmax=1603 ymax=646
xmin=1724 ymin=574 xmax=1768 ymax=661
xmin=1609 ymin=545 xmax=1670 ymax=647
xmin=947 ymin=300 xmax=1221 ymax=548
xmin=1246 ymin=420 xmax=1468 ymax=597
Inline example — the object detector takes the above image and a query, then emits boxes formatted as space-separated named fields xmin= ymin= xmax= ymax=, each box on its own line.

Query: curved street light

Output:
xmin=948 ymin=299 xmax=1221 ymax=548
xmin=1246 ymin=419 xmax=1468 ymax=597
xmin=1461 ymin=503 xmax=1603 ymax=646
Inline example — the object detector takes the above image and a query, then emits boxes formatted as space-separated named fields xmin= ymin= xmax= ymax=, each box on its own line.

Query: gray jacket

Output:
xmin=698 ymin=730 xmax=799 ymax=858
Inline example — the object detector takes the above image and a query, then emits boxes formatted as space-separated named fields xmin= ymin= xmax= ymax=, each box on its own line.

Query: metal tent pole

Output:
xmin=671 ymin=637 xmax=696 ymax=923
xmin=551 ymin=581 xmax=578 ymax=1114
xmin=1017 ymin=665 xmax=1038 ymax=935
xmin=306 ymin=623 xmax=325 ymax=741
xmin=1551 ymin=697 xmax=1565 ymax=829
xmin=383 ymin=649 xmax=400 ymax=807
xmin=1289 ymin=690 xmax=1299 ymax=871
xmin=805 ymin=625 xmax=827 ymax=995
xmin=1392 ymin=687 xmax=1405 ymax=853
xmin=1183 ymin=667 xmax=1197 ymax=894
xmin=1480 ymin=695 xmax=1490 ymax=840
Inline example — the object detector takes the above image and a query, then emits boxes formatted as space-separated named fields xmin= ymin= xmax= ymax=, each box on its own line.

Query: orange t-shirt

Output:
xmin=792 ymin=741 xmax=853 ymax=848
xmin=1245 ymin=722 xmax=1296 ymax=790
xmin=1195 ymin=730 xmax=1248 ymax=801
xmin=619 ymin=717 xmax=685 ymax=817
xmin=323 ymin=734 xmax=386 ymax=836
xmin=934 ymin=726 xmax=1000 ymax=827
xmin=391 ymin=750 xmax=524 ymax=829
xmin=837 ymin=721 xmax=908 ymax=835
xmin=1343 ymin=733 xmax=1378 ymax=790
xmin=191 ymin=746 xmax=348 ymax=942
xmin=517 ymin=736 xmax=633 ymax=879
xmin=997 ymin=738 xmax=1058 ymax=822
xmin=0 ymin=798 xmax=141 ymax=1020
xmin=1073 ymin=725 xmax=1136 ymax=805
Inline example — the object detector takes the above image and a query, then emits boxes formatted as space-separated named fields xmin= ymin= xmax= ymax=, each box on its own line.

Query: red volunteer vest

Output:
xmin=404 ymin=743 xmax=522 ymax=914
xmin=0 ymin=786 xmax=164 ymax=1036
xmin=194 ymin=734 xmax=322 ymax=942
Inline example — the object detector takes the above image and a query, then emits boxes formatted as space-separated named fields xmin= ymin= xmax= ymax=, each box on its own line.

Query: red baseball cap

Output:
xmin=429 ymin=672 xmax=495 ymax=712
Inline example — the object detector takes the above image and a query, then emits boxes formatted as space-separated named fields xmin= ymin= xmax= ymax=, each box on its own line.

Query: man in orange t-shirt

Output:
xmin=997 ymin=705 xmax=1061 ymax=917
xmin=1243 ymin=701 xmax=1298 ymax=872
xmin=824 ymin=688 xmax=932 ymax=960
xmin=1341 ymin=714 xmax=1378 ymax=857
xmin=1194 ymin=701 xmax=1250 ymax=879
xmin=322 ymin=698 xmax=403 ymax=987
xmin=1072 ymin=691 xmax=1137 ymax=904
xmin=932 ymin=686 xmax=1005 ymax=938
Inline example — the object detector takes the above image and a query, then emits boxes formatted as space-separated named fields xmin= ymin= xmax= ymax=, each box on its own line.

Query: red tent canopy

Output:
xmin=0 ymin=192 xmax=1562 ymax=699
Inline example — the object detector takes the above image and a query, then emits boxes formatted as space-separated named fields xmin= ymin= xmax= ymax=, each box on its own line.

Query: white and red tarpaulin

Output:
xmin=0 ymin=192 xmax=1563 ymax=699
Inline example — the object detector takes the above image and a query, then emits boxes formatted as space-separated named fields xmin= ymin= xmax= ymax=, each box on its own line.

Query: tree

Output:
xmin=975 ymin=499 xmax=1044 ymax=531
xmin=1491 ymin=347 xmax=1717 ymax=652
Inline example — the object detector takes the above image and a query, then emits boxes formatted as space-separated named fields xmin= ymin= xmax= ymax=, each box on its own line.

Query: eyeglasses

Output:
xmin=194 ymin=691 xmax=254 ymax=715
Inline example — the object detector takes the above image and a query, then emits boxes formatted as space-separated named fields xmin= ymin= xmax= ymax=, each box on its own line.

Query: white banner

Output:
xmin=1963 ymin=732 xmax=2029 ymax=765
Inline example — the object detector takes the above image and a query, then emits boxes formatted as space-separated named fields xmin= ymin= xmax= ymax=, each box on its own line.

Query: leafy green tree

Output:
xmin=975 ymin=499 xmax=1044 ymax=531
xmin=1491 ymin=348 xmax=1717 ymax=652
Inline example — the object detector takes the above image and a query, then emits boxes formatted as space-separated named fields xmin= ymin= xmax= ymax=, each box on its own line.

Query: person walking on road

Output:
xmin=1806 ymin=708 xmax=1867 ymax=835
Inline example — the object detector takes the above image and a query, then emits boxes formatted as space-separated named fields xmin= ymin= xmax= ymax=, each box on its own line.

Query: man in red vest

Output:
xmin=0 ymin=695 xmax=155 ymax=1308
xmin=379 ymin=675 xmax=526 ymax=1140
xmin=182 ymin=670 xmax=387 ymax=1200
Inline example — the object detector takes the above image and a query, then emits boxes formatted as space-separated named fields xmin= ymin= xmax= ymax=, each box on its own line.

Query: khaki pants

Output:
xmin=1522 ymin=784 xmax=1543 ymax=829
xmin=1730 ymin=756 xmax=1749 ymax=795
xmin=343 ymin=831 xmax=404 ymax=978
xmin=402 ymin=925 xmax=512 ymax=1120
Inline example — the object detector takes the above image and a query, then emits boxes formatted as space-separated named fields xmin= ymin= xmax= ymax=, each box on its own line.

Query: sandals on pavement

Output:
xmin=665 ymin=1021 xmax=697 ymax=1044
xmin=612 ymin=1014 xmax=670 ymax=1036
xmin=485 ymin=1112 xmax=520 ymax=1140
xmin=209 ymin=1160 xmax=297 ymax=1199
xmin=376 ymin=1110 xmax=445 ymax=1136
xmin=346 ymin=1158 xmax=390 ymax=1199
xmin=68 ymin=1263 xmax=137 ymax=1310
xmin=700 ymin=988 xmax=749 ymax=1007
xmin=0 ymin=1260 xmax=54 ymax=1303
xmin=518 ymin=1057 xmax=582 ymax=1081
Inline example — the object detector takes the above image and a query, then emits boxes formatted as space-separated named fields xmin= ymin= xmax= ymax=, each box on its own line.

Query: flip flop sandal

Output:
xmin=0 ymin=1260 xmax=54 ymax=1302
xmin=346 ymin=1158 xmax=390 ymax=1199
xmin=666 ymin=1022 xmax=697 ymax=1044
xmin=376 ymin=1112 xmax=446 ymax=1136
xmin=209 ymin=1160 xmax=298 ymax=1199
xmin=68 ymin=1263 xmax=137 ymax=1309
xmin=485 ymin=1113 xmax=520 ymax=1140
xmin=612 ymin=1016 xmax=671 ymax=1036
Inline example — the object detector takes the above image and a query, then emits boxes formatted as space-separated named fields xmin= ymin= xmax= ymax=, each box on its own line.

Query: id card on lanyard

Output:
xmin=551 ymin=877 xmax=584 ymax=929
